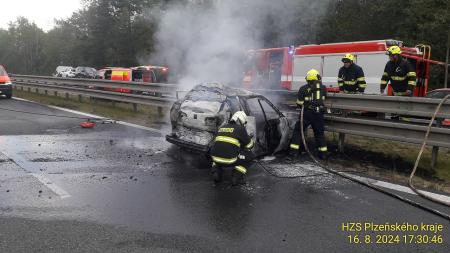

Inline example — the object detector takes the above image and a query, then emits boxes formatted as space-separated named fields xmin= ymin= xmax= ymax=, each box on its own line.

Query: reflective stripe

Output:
xmin=245 ymin=139 xmax=254 ymax=149
xmin=393 ymin=92 xmax=408 ymax=96
xmin=322 ymin=96 xmax=325 ymax=100
xmin=212 ymin=162 xmax=216 ymax=166
xmin=338 ymin=83 xmax=344 ymax=87
xmin=305 ymin=97 xmax=311 ymax=101
xmin=296 ymin=99 xmax=304 ymax=105
xmin=344 ymin=81 xmax=357 ymax=85
xmin=408 ymin=81 xmax=416 ymax=86
xmin=359 ymin=83 xmax=367 ymax=88
xmin=318 ymin=146 xmax=327 ymax=152
xmin=357 ymin=77 xmax=365 ymax=81
xmin=316 ymin=83 xmax=320 ymax=100
xmin=211 ymin=156 xmax=238 ymax=164
xmin=337 ymin=78 xmax=343 ymax=81
xmin=391 ymin=76 xmax=406 ymax=81
xmin=235 ymin=165 xmax=247 ymax=174
xmin=383 ymin=72 xmax=388 ymax=77
xmin=380 ymin=80 xmax=388 ymax=85
xmin=290 ymin=144 xmax=300 ymax=150
xmin=407 ymin=72 xmax=416 ymax=77
xmin=215 ymin=136 xmax=240 ymax=147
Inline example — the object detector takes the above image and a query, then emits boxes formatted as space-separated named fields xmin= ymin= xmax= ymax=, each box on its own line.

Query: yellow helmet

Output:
xmin=387 ymin=45 xmax=402 ymax=55
xmin=342 ymin=53 xmax=355 ymax=62
xmin=305 ymin=69 xmax=321 ymax=81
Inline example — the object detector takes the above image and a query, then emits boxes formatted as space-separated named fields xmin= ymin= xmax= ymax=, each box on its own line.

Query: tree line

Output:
xmin=0 ymin=0 xmax=448 ymax=88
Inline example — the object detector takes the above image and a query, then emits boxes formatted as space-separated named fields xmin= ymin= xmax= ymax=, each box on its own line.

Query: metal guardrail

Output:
xmin=11 ymin=74 xmax=177 ymax=95
xmin=257 ymin=89 xmax=450 ymax=119
xmin=10 ymin=74 xmax=177 ymax=108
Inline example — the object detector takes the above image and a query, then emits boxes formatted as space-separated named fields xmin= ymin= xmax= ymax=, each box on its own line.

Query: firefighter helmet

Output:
xmin=305 ymin=69 xmax=321 ymax=81
xmin=342 ymin=53 xmax=355 ymax=63
xmin=231 ymin=111 xmax=247 ymax=125
xmin=387 ymin=46 xmax=402 ymax=55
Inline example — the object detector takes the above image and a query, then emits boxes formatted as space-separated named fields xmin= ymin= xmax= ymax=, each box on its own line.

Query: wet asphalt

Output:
xmin=0 ymin=98 xmax=449 ymax=253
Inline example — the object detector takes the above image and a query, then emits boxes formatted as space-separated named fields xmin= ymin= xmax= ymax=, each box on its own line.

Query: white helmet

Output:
xmin=231 ymin=111 xmax=247 ymax=125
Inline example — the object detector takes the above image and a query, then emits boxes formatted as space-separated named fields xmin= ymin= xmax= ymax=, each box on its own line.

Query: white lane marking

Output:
xmin=46 ymin=105 xmax=163 ymax=134
xmin=343 ymin=173 xmax=450 ymax=204
xmin=31 ymin=173 xmax=71 ymax=199
xmin=13 ymin=98 xmax=163 ymax=134
xmin=0 ymin=150 xmax=71 ymax=199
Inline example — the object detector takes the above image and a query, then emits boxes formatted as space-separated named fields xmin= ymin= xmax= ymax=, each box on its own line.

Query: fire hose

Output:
xmin=409 ymin=94 xmax=450 ymax=207
xmin=299 ymin=101 xmax=450 ymax=221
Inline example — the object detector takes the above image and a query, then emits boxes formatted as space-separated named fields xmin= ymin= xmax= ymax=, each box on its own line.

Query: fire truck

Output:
xmin=243 ymin=40 xmax=443 ymax=96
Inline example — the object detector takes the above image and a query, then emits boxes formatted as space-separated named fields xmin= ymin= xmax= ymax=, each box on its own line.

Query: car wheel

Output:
xmin=5 ymin=93 xmax=12 ymax=99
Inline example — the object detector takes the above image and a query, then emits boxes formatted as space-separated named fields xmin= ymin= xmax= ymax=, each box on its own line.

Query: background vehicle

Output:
xmin=53 ymin=66 xmax=73 ymax=77
xmin=243 ymin=40 xmax=444 ymax=96
xmin=74 ymin=67 xmax=97 ymax=79
xmin=166 ymin=83 xmax=292 ymax=156
xmin=0 ymin=65 xmax=13 ymax=99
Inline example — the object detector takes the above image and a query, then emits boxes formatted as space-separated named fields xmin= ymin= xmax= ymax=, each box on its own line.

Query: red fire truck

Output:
xmin=243 ymin=40 xmax=444 ymax=96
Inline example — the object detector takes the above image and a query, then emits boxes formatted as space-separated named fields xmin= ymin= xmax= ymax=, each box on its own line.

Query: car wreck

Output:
xmin=166 ymin=83 xmax=293 ymax=156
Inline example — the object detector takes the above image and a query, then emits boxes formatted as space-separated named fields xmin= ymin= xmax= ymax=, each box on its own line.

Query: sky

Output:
xmin=0 ymin=0 xmax=82 ymax=31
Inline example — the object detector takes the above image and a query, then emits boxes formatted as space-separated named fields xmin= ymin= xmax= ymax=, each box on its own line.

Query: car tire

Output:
xmin=5 ymin=93 xmax=12 ymax=99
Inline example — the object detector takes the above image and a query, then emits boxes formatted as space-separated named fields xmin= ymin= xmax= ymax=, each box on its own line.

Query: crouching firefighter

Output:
xmin=209 ymin=111 xmax=255 ymax=185
xmin=290 ymin=69 xmax=328 ymax=159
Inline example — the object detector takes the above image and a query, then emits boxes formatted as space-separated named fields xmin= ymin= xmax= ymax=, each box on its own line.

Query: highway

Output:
xmin=0 ymin=97 xmax=449 ymax=252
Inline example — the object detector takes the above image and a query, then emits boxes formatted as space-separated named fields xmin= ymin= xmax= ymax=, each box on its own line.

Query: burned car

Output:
xmin=166 ymin=83 xmax=293 ymax=156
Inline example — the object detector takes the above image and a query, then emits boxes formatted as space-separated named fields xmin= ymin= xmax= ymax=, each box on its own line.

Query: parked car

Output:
xmin=74 ymin=67 xmax=97 ymax=79
xmin=426 ymin=88 xmax=450 ymax=126
xmin=166 ymin=83 xmax=293 ymax=156
xmin=0 ymin=65 xmax=13 ymax=99
xmin=53 ymin=66 xmax=75 ymax=77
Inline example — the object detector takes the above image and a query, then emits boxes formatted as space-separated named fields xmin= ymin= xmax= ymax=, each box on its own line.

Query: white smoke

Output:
xmin=147 ymin=0 xmax=328 ymax=88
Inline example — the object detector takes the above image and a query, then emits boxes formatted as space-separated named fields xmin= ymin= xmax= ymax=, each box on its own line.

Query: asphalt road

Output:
xmin=0 ymin=97 xmax=449 ymax=253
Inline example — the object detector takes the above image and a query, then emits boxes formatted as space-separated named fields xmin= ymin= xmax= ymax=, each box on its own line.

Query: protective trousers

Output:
xmin=211 ymin=149 xmax=254 ymax=175
xmin=290 ymin=109 xmax=327 ymax=154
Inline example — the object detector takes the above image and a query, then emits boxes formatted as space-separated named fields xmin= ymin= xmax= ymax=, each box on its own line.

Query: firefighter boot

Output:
xmin=318 ymin=151 xmax=328 ymax=160
xmin=211 ymin=163 xmax=222 ymax=183
xmin=232 ymin=166 xmax=246 ymax=186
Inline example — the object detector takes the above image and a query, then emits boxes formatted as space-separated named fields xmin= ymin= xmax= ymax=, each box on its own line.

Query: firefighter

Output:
xmin=209 ymin=111 xmax=254 ymax=185
xmin=290 ymin=69 xmax=328 ymax=159
xmin=338 ymin=53 xmax=367 ymax=93
xmin=380 ymin=46 xmax=417 ymax=96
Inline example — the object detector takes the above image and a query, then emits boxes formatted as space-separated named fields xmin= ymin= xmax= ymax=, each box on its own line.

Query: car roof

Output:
xmin=192 ymin=83 xmax=261 ymax=98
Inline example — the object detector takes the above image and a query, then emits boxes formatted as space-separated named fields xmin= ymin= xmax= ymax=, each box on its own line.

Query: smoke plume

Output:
xmin=147 ymin=0 xmax=328 ymax=88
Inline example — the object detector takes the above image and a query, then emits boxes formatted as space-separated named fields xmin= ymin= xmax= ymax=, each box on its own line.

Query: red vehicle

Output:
xmin=0 ymin=65 xmax=13 ymax=99
xmin=96 ymin=66 xmax=169 ymax=93
xmin=243 ymin=40 xmax=444 ymax=97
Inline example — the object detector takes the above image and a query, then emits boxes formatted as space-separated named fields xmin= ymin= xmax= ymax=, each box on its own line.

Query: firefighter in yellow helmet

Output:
xmin=209 ymin=111 xmax=254 ymax=185
xmin=338 ymin=53 xmax=367 ymax=93
xmin=289 ymin=69 xmax=328 ymax=159
xmin=380 ymin=46 xmax=417 ymax=96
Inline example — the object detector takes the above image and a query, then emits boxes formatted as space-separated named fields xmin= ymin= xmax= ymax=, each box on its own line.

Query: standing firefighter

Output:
xmin=380 ymin=46 xmax=417 ymax=96
xmin=209 ymin=111 xmax=254 ymax=185
xmin=338 ymin=53 xmax=367 ymax=93
xmin=290 ymin=69 xmax=328 ymax=159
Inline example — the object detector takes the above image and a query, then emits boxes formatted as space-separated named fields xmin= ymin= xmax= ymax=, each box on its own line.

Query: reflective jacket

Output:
xmin=338 ymin=63 xmax=367 ymax=93
xmin=381 ymin=58 xmax=417 ymax=95
xmin=209 ymin=122 xmax=254 ymax=165
xmin=296 ymin=80 xmax=327 ymax=113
